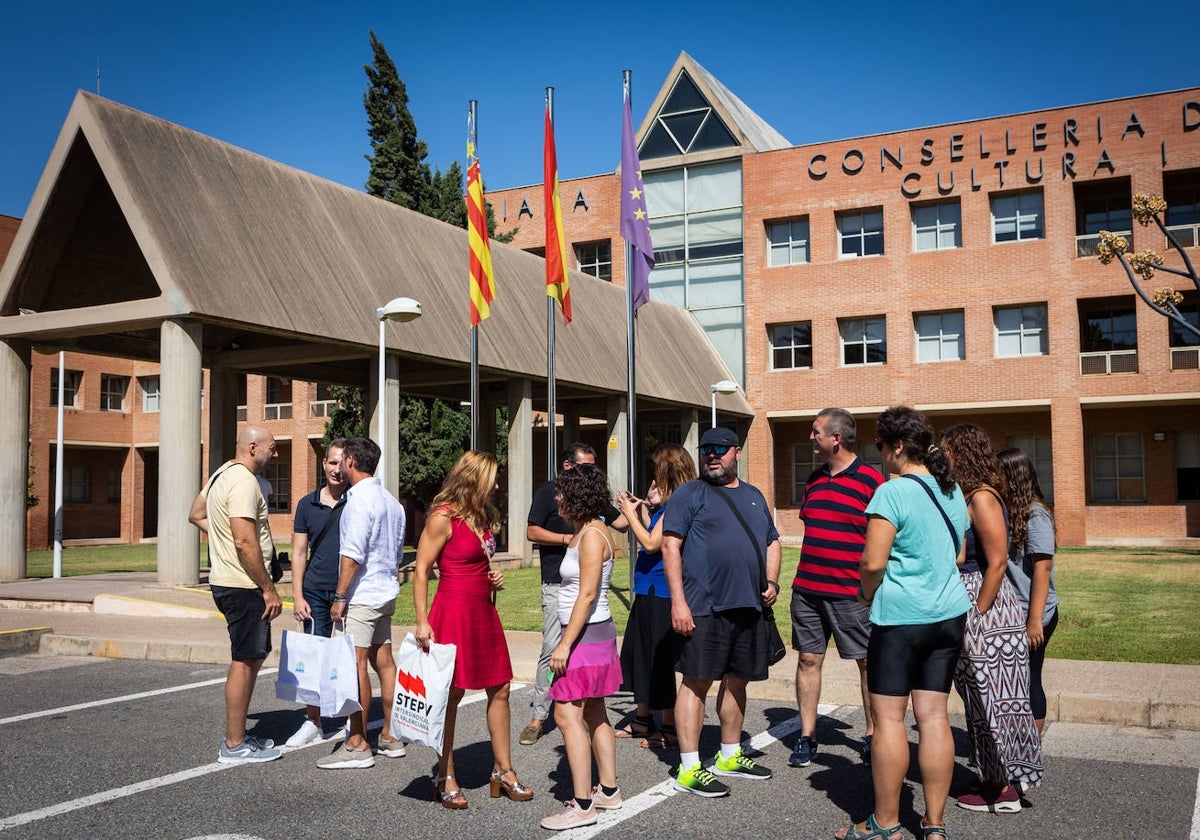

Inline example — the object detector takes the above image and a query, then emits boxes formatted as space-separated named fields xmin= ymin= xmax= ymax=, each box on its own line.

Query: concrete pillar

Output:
xmin=681 ymin=408 xmax=700 ymax=458
xmin=508 ymin=379 xmax=533 ymax=563
xmin=0 ymin=340 xmax=30 ymax=580
xmin=478 ymin=398 xmax=497 ymax=454
xmin=606 ymin=396 xmax=629 ymax=493
xmin=159 ymin=320 xmax=203 ymax=586
xmin=1051 ymin=398 xmax=1087 ymax=545
xmin=563 ymin=406 xmax=581 ymax=446
xmin=368 ymin=351 xmax=401 ymax=498
xmin=207 ymin=365 xmax=239 ymax=475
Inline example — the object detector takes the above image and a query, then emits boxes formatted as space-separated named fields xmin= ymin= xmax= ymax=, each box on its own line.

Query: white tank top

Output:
xmin=556 ymin=525 xmax=614 ymax=625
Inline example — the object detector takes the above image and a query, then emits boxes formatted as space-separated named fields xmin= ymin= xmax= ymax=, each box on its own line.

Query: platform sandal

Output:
xmin=490 ymin=767 xmax=534 ymax=801
xmin=432 ymin=771 xmax=468 ymax=810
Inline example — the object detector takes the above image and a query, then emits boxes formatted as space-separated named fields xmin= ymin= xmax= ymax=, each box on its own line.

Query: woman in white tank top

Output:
xmin=539 ymin=465 xmax=625 ymax=831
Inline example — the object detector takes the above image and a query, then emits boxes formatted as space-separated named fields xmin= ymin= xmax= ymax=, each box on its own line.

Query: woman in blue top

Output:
xmin=837 ymin=406 xmax=969 ymax=840
xmin=615 ymin=443 xmax=696 ymax=749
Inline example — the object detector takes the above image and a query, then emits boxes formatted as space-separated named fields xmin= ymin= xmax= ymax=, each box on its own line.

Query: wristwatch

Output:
xmin=766 ymin=580 xmax=780 ymax=593
xmin=332 ymin=592 xmax=347 ymax=603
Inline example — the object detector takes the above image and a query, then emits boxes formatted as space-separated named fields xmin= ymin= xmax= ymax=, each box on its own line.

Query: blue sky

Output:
xmin=2 ymin=0 xmax=1198 ymax=219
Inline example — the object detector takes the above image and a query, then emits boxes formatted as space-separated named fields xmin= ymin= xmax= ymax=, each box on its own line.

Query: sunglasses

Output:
xmin=699 ymin=444 xmax=733 ymax=457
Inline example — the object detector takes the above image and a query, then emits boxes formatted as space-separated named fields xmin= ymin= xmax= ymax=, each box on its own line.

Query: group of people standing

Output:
xmin=194 ymin=409 xmax=1058 ymax=839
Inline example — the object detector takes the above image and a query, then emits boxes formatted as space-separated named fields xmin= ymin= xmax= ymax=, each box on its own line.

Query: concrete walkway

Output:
xmin=1 ymin=572 xmax=1197 ymax=731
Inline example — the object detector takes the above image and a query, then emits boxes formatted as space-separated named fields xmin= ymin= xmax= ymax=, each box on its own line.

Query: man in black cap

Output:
xmin=662 ymin=426 xmax=782 ymax=798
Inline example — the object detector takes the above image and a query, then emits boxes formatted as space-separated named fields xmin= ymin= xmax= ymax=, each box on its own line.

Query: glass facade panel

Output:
xmin=687 ymin=258 xmax=742 ymax=307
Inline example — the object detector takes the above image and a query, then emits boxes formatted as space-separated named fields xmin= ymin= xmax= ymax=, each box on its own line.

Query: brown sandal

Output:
xmin=490 ymin=767 xmax=534 ymax=801
xmin=640 ymin=724 xmax=677 ymax=749
xmin=432 ymin=772 xmax=468 ymax=810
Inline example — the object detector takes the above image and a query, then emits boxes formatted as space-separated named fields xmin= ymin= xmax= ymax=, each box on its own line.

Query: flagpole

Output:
xmin=623 ymin=70 xmax=638 ymax=577
xmin=545 ymin=86 xmax=558 ymax=480
xmin=469 ymin=99 xmax=480 ymax=450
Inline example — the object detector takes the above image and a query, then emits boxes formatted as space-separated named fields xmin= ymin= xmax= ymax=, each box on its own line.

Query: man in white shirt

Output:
xmin=319 ymin=437 xmax=406 ymax=769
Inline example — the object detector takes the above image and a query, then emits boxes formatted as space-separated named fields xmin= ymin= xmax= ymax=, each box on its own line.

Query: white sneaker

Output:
xmin=317 ymin=743 xmax=375 ymax=769
xmin=284 ymin=719 xmax=322 ymax=748
xmin=376 ymin=735 xmax=406 ymax=757
xmin=540 ymin=800 xmax=597 ymax=830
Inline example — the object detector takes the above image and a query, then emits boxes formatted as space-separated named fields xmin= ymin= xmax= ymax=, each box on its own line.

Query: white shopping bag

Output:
xmin=275 ymin=628 xmax=362 ymax=718
xmin=391 ymin=632 xmax=456 ymax=754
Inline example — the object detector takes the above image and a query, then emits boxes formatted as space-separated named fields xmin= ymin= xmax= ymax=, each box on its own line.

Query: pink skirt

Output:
xmin=548 ymin=619 xmax=622 ymax=702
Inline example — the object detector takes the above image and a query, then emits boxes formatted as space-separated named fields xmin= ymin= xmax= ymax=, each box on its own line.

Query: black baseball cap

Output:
xmin=699 ymin=427 xmax=740 ymax=448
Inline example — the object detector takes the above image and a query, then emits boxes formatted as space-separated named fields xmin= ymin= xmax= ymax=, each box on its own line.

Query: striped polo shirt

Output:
xmin=793 ymin=455 xmax=885 ymax=600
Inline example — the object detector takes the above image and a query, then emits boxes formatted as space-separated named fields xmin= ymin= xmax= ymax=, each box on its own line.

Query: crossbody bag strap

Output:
xmin=901 ymin=474 xmax=960 ymax=555
xmin=703 ymin=482 xmax=768 ymax=590
xmin=307 ymin=496 xmax=345 ymax=558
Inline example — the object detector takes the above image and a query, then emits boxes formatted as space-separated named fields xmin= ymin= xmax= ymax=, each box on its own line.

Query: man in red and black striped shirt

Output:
xmin=788 ymin=408 xmax=884 ymax=769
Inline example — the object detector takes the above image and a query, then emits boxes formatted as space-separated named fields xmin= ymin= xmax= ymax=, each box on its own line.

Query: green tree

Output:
xmin=363 ymin=30 xmax=431 ymax=209
xmin=321 ymin=385 xmax=366 ymax=448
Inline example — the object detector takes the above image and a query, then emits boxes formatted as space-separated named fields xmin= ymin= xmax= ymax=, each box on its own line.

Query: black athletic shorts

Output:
xmin=212 ymin=585 xmax=272 ymax=661
xmin=674 ymin=607 xmax=768 ymax=683
xmin=866 ymin=613 xmax=966 ymax=696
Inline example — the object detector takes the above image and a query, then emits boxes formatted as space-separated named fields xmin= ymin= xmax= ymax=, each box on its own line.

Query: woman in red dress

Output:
xmin=413 ymin=451 xmax=533 ymax=809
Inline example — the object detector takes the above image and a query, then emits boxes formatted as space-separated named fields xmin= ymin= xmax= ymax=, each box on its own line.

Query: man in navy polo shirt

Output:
xmin=789 ymin=408 xmax=884 ymax=768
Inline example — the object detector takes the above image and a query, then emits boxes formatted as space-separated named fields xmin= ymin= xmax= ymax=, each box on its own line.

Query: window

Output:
xmin=770 ymin=322 xmax=812 ymax=370
xmin=264 ymin=460 xmax=290 ymax=514
xmin=767 ymin=219 xmax=810 ymax=266
xmin=837 ymin=209 xmax=884 ymax=258
xmin=575 ymin=240 xmax=612 ymax=281
xmin=839 ymin=316 xmax=887 ymax=366
xmin=639 ymin=70 xmax=739 ymax=160
xmin=914 ymin=311 xmax=964 ymax=362
xmin=264 ymin=377 xmax=292 ymax=421
xmin=912 ymin=200 xmax=961 ymax=252
xmin=107 ymin=467 xmax=121 ymax=504
xmin=1170 ymin=298 xmax=1200 ymax=370
xmin=236 ymin=373 xmax=247 ymax=422
xmin=310 ymin=382 xmax=337 ymax=418
xmin=524 ymin=246 xmax=546 ymax=258
xmin=994 ymin=304 xmax=1049 ymax=357
xmin=1164 ymin=168 xmax=1200 ymax=247
xmin=1007 ymin=435 xmax=1054 ymax=503
xmin=64 ymin=465 xmax=89 ymax=503
xmin=100 ymin=375 xmax=128 ymax=412
xmin=991 ymin=190 xmax=1045 ymax=243
xmin=1075 ymin=178 xmax=1132 ymax=256
xmin=50 ymin=369 xmax=82 ymax=408
xmin=139 ymin=377 xmax=160 ymax=412
xmin=1176 ymin=432 xmax=1200 ymax=501
xmin=792 ymin=442 xmax=818 ymax=504
xmin=1090 ymin=432 xmax=1144 ymax=502
xmin=1079 ymin=298 xmax=1138 ymax=374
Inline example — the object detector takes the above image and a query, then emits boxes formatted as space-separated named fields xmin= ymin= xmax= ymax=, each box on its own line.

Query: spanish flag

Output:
xmin=544 ymin=105 xmax=571 ymax=324
xmin=467 ymin=128 xmax=495 ymax=326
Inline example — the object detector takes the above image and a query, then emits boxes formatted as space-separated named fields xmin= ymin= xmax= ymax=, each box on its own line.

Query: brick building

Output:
xmin=486 ymin=53 xmax=1200 ymax=545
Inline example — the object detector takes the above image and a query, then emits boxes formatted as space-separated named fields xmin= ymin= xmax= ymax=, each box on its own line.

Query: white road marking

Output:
xmin=0 ymin=668 xmax=279 ymax=726
xmin=0 ymin=683 xmax=513 ymax=832
xmin=557 ymin=704 xmax=831 ymax=838
xmin=1191 ymin=767 xmax=1200 ymax=840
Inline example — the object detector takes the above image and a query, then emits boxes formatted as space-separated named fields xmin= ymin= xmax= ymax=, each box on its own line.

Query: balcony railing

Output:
xmin=1080 ymin=348 xmax=1139 ymax=375
xmin=1171 ymin=347 xmax=1200 ymax=370
xmin=264 ymin=402 xmax=292 ymax=421
xmin=1076 ymin=229 xmax=1132 ymax=258
xmin=1166 ymin=223 xmax=1199 ymax=249
xmin=309 ymin=399 xmax=337 ymax=418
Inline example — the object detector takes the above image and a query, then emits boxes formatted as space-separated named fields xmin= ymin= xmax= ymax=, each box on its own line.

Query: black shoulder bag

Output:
xmin=901 ymin=474 xmax=961 ymax=555
xmin=703 ymin=483 xmax=787 ymax=666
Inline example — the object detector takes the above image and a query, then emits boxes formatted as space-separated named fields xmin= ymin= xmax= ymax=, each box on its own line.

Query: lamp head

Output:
xmin=710 ymin=379 xmax=738 ymax=395
xmin=377 ymin=297 xmax=423 ymax=323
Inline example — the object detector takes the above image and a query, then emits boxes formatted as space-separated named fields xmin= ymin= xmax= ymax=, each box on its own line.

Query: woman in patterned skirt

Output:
xmin=940 ymin=424 xmax=1043 ymax=813
xmin=540 ymin=464 xmax=625 ymax=831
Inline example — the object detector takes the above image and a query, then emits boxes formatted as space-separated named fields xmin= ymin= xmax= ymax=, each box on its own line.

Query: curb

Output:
xmin=92 ymin=594 xmax=223 ymax=620
xmin=0 ymin=627 xmax=52 ymax=657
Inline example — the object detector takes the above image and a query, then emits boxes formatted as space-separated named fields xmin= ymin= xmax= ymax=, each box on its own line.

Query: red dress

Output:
xmin=427 ymin=510 xmax=513 ymax=690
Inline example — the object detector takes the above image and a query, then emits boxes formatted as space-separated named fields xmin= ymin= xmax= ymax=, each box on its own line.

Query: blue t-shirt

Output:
xmin=292 ymin=488 xmax=345 ymax=592
xmin=663 ymin=479 xmax=780 ymax=616
xmin=864 ymin=475 xmax=971 ymax=626
xmin=632 ymin=508 xmax=667 ymax=597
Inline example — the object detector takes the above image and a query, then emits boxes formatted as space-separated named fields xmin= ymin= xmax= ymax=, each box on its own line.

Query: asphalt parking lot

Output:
xmin=2 ymin=654 xmax=1197 ymax=839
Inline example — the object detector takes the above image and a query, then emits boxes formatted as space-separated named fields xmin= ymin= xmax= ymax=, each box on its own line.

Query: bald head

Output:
xmin=235 ymin=425 xmax=278 ymax=475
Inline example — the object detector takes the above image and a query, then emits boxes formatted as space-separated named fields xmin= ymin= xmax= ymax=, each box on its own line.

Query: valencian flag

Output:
xmin=621 ymin=90 xmax=654 ymax=315
xmin=544 ymin=105 xmax=572 ymax=324
xmin=467 ymin=116 xmax=496 ymax=326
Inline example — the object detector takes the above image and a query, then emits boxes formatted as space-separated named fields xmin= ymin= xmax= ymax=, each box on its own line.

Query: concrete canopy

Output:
xmin=0 ymin=92 xmax=753 ymax=419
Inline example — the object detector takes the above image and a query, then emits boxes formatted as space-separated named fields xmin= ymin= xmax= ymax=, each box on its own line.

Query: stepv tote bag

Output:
xmin=275 ymin=624 xmax=362 ymax=718
xmin=391 ymin=632 xmax=456 ymax=754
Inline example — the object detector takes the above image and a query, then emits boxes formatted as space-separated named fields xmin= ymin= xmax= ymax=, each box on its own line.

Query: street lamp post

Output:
xmin=376 ymin=297 xmax=423 ymax=482
xmin=710 ymin=379 xmax=738 ymax=429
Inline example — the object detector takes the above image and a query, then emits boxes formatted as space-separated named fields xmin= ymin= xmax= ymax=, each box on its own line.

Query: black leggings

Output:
xmin=866 ymin=614 xmax=967 ymax=696
xmin=1029 ymin=610 xmax=1058 ymax=720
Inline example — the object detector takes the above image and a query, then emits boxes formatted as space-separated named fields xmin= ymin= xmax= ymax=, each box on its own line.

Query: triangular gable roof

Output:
xmin=636 ymin=51 xmax=790 ymax=166
xmin=0 ymin=92 xmax=751 ymax=416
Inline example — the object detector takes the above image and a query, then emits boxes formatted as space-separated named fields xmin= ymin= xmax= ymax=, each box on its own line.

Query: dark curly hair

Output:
xmin=875 ymin=405 xmax=956 ymax=494
xmin=554 ymin=463 xmax=612 ymax=525
xmin=996 ymin=447 xmax=1054 ymax=555
xmin=940 ymin=423 xmax=1005 ymax=498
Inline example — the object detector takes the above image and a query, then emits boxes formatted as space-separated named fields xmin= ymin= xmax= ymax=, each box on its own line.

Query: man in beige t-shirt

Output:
xmin=189 ymin=424 xmax=282 ymax=764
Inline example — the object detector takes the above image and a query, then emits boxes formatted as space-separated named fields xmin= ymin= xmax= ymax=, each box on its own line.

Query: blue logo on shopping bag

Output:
xmin=329 ymin=668 xmax=338 ymax=681
xmin=295 ymin=661 xmax=306 ymax=673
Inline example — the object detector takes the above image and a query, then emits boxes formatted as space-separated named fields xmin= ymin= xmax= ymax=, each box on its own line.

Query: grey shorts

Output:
xmin=336 ymin=600 xmax=395 ymax=648
xmin=790 ymin=591 xmax=871 ymax=660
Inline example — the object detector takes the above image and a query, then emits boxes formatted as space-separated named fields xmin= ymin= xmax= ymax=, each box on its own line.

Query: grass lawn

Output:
xmin=19 ymin=543 xmax=1200 ymax=665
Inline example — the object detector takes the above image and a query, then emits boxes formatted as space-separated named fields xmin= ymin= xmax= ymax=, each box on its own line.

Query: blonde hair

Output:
xmin=431 ymin=450 xmax=500 ymax=534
